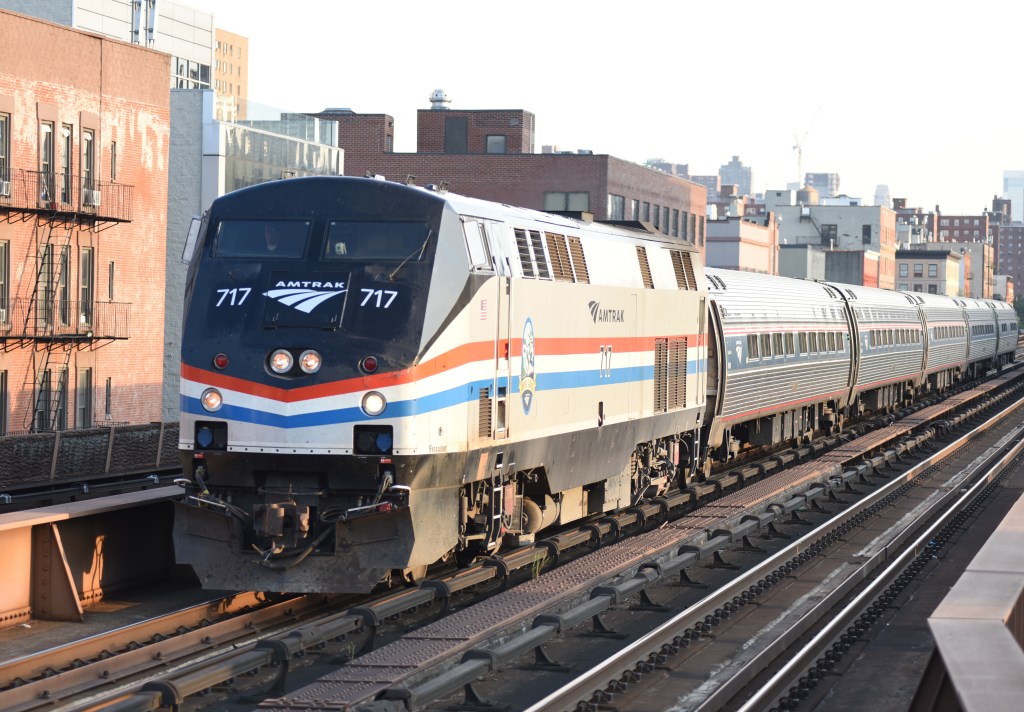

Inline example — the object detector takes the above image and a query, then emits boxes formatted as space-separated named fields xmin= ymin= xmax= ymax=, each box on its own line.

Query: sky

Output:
xmin=198 ymin=0 xmax=1023 ymax=214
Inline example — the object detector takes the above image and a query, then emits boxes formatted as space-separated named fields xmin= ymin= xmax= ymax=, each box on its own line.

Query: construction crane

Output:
xmin=792 ymin=106 xmax=820 ymax=188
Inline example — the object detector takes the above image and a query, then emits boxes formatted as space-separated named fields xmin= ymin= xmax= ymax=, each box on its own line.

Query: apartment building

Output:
xmin=0 ymin=9 xmax=169 ymax=433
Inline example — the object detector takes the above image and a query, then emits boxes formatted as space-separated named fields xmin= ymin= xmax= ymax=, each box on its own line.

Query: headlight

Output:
xmin=201 ymin=388 xmax=223 ymax=412
xmin=361 ymin=391 xmax=387 ymax=417
xmin=269 ymin=349 xmax=293 ymax=374
xmin=299 ymin=349 xmax=322 ymax=374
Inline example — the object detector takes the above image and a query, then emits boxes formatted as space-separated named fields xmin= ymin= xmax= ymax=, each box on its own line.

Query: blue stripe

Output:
xmin=182 ymin=361 xmax=705 ymax=429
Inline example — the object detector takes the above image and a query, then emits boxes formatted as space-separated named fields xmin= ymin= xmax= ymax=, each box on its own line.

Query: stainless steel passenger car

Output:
xmin=906 ymin=292 xmax=968 ymax=392
xmin=833 ymin=284 xmax=925 ymax=413
xmin=964 ymin=297 xmax=999 ymax=373
xmin=704 ymin=269 xmax=851 ymax=459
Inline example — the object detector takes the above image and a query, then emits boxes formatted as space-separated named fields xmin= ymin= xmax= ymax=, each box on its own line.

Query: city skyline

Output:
xmin=200 ymin=0 xmax=1023 ymax=214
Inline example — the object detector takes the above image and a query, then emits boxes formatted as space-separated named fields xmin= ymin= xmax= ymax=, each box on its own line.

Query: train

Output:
xmin=173 ymin=176 xmax=1019 ymax=593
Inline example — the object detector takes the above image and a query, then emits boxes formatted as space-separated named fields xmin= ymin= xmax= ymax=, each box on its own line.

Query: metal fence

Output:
xmin=0 ymin=168 xmax=133 ymax=223
xmin=0 ymin=298 xmax=131 ymax=340
xmin=0 ymin=422 xmax=180 ymax=488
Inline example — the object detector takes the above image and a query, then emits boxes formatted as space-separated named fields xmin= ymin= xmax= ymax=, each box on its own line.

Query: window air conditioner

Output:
xmin=83 ymin=189 xmax=101 ymax=207
xmin=0 ymin=307 xmax=6 ymax=323
xmin=0 ymin=180 xmax=10 ymax=197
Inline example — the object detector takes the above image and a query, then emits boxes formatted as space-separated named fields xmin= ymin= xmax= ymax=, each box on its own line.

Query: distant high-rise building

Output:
xmin=647 ymin=159 xmax=689 ymax=179
xmin=213 ymin=28 xmax=249 ymax=121
xmin=874 ymin=184 xmax=892 ymax=208
xmin=690 ymin=175 xmax=721 ymax=202
xmin=1003 ymin=170 xmax=1024 ymax=222
xmin=719 ymin=156 xmax=752 ymax=198
xmin=804 ymin=172 xmax=840 ymax=198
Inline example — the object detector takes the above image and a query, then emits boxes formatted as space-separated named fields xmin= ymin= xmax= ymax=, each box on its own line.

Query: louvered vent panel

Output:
xmin=654 ymin=339 xmax=668 ymax=413
xmin=567 ymin=236 xmax=590 ymax=283
xmin=670 ymin=250 xmax=690 ymax=290
xmin=514 ymin=228 xmax=535 ymax=277
xmin=478 ymin=387 xmax=492 ymax=438
xmin=636 ymin=246 xmax=654 ymax=289
xmin=681 ymin=251 xmax=697 ymax=291
xmin=546 ymin=233 xmax=574 ymax=281
xmin=528 ymin=230 xmax=551 ymax=279
xmin=670 ymin=338 xmax=687 ymax=409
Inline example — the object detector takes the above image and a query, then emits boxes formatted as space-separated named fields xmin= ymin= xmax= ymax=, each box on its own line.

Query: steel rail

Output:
xmin=523 ymin=391 xmax=1024 ymax=712
xmin=0 ymin=593 xmax=341 ymax=712
xmin=735 ymin=415 xmax=1024 ymax=712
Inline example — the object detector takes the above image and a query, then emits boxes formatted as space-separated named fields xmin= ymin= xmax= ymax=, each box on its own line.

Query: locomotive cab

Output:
xmin=176 ymin=177 xmax=457 ymax=591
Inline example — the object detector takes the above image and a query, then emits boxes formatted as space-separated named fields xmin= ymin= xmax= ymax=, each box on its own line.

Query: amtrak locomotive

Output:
xmin=174 ymin=176 xmax=1017 ymax=593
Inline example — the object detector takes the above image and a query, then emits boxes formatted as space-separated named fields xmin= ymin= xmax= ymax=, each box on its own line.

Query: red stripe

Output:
xmin=183 ymin=333 xmax=705 ymax=402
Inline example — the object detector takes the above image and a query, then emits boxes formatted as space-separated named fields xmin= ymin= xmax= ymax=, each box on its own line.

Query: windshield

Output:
xmin=213 ymin=219 xmax=311 ymax=258
xmin=324 ymin=221 xmax=430 ymax=261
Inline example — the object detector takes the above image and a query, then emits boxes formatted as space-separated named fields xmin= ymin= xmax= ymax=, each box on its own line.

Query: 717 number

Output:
xmin=360 ymin=289 xmax=398 ymax=308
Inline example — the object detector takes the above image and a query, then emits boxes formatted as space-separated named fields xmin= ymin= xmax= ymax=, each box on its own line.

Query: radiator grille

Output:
xmin=478 ymin=387 xmax=492 ymax=438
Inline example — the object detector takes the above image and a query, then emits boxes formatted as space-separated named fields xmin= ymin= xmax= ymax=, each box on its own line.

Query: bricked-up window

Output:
xmin=0 ymin=113 xmax=8 ymax=183
xmin=607 ymin=194 xmax=625 ymax=220
xmin=77 ymin=368 xmax=92 ymax=429
xmin=444 ymin=116 xmax=468 ymax=154
xmin=485 ymin=135 xmax=506 ymax=154
xmin=543 ymin=192 xmax=590 ymax=212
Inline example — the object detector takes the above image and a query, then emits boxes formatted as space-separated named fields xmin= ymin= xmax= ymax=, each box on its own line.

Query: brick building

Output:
xmin=0 ymin=9 xmax=169 ymax=433
xmin=895 ymin=249 xmax=964 ymax=296
xmin=994 ymin=222 xmax=1024 ymax=301
xmin=312 ymin=96 xmax=707 ymax=250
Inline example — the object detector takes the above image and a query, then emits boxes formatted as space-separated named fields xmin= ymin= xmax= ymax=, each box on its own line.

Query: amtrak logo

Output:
xmin=588 ymin=300 xmax=625 ymax=323
xmin=264 ymin=280 xmax=347 ymax=314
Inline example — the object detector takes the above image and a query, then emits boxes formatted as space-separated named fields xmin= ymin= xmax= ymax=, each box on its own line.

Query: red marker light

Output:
xmin=376 ymin=501 xmax=394 ymax=513
xmin=361 ymin=355 xmax=379 ymax=373
xmin=213 ymin=353 xmax=229 ymax=370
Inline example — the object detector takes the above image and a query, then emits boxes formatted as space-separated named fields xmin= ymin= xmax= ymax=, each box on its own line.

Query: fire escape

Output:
xmin=0 ymin=168 xmax=134 ymax=432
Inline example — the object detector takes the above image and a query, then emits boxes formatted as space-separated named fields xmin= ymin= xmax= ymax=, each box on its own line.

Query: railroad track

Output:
xmin=521 ymin=390 xmax=1024 ymax=712
xmin=3 ymin=366 xmax=1023 ymax=711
